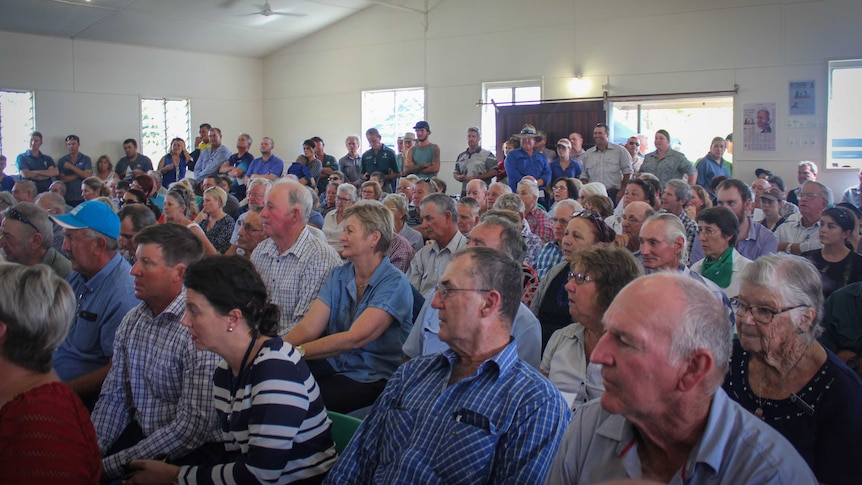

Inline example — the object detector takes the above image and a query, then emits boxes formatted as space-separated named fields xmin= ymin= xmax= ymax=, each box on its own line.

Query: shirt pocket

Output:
xmin=145 ymin=358 xmax=182 ymax=401
xmin=430 ymin=408 xmax=501 ymax=482
xmin=68 ymin=318 xmax=102 ymax=354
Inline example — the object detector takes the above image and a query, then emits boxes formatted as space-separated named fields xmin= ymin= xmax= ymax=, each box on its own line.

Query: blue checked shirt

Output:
xmin=91 ymin=291 xmax=223 ymax=480
xmin=533 ymin=240 xmax=564 ymax=280
xmin=324 ymin=341 xmax=571 ymax=484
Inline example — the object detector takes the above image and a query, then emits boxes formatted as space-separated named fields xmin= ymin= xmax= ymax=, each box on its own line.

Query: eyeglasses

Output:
xmin=697 ymin=226 xmax=721 ymax=236
xmin=551 ymin=217 xmax=571 ymax=225
xmin=799 ymin=192 xmax=824 ymax=200
xmin=552 ymin=186 xmax=567 ymax=191
xmin=6 ymin=208 xmax=40 ymax=233
xmin=567 ymin=271 xmax=596 ymax=285
xmin=627 ymin=141 xmax=640 ymax=146
xmin=730 ymin=297 xmax=808 ymax=324
xmin=435 ymin=284 xmax=491 ymax=300
xmin=336 ymin=196 xmax=352 ymax=203
xmin=238 ymin=220 xmax=264 ymax=233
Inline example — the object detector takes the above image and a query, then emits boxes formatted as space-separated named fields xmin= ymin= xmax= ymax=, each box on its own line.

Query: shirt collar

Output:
xmin=438 ymin=338 xmax=520 ymax=379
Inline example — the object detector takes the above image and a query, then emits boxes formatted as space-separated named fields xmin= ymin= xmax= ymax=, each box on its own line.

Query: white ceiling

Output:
xmin=0 ymin=0 xmax=427 ymax=58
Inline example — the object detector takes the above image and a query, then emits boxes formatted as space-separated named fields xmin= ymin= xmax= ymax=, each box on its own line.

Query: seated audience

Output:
xmin=360 ymin=180 xmax=382 ymax=201
xmin=117 ymin=203 xmax=158 ymax=264
xmin=285 ymin=202 xmax=414 ymax=413
xmin=0 ymin=263 xmax=101 ymax=483
xmin=758 ymin=186 xmax=788 ymax=231
xmin=820 ymin=281 xmax=862 ymax=375
xmin=549 ymin=177 xmax=581 ymax=210
xmin=685 ymin=183 xmax=712 ymax=220
xmin=0 ymin=202 xmax=72 ymax=277
xmin=383 ymin=193 xmax=423 ymax=251
xmin=456 ymin=196 xmax=480 ymax=235
xmin=776 ymin=180 xmax=829 ymax=255
xmin=198 ymin=186 xmax=235 ymax=253
xmin=235 ymin=209 xmax=267 ymax=258
xmin=841 ymin=168 xmax=862 ymax=210
xmin=305 ymin=185 xmax=325 ymax=228
xmin=408 ymin=193 xmax=467 ymax=297
xmin=715 ymin=178 xmax=778 ymax=261
xmin=620 ymin=201 xmax=654 ymax=254
xmin=517 ymin=178 xmax=553 ymax=243
xmin=322 ymin=183 xmax=357 ymax=253
xmin=541 ymin=245 xmax=642 ymax=409
xmin=493 ymin=193 xmax=542 ymax=266
xmin=533 ymin=199 xmax=581 ymax=279
xmin=691 ymin=206 xmax=752 ymax=299
xmin=163 ymin=187 xmax=218 ymax=256
xmin=801 ymin=206 xmax=862 ymax=298
xmin=724 ymin=253 xmax=862 ymax=484
xmin=127 ymin=256 xmax=336 ymax=484
xmin=81 ymin=176 xmax=110 ymax=202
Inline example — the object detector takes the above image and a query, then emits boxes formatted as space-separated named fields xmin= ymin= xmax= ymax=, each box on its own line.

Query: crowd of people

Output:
xmin=1 ymin=121 xmax=862 ymax=484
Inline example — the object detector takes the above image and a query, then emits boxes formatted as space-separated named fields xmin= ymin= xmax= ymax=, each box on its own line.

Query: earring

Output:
xmin=227 ymin=327 xmax=234 ymax=333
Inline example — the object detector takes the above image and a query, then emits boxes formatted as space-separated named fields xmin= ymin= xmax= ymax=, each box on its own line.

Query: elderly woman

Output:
xmin=549 ymin=177 xmax=581 ymax=210
xmin=163 ymin=187 xmax=218 ymax=256
xmin=383 ymin=193 xmax=424 ymax=251
xmin=361 ymin=180 xmax=383 ymax=201
xmin=286 ymin=201 xmax=414 ymax=413
xmin=94 ymin=155 xmax=117 ymax=182
xmin=723 ymin=254 xmax=862 ymax=484
xmin=801 ymin=206 xmax=862 ymax=298
xmin=81 ymin=176 xmax=110 ymax=201
xmin=541 ymin=246 xmax=642 ymax=409
xmin=322 ymin=183 xmax=357 ymax=253
xmin=0 ymin=264 xmax=101 ymax=482
xmin=198 ymin=186 xmax=235 ymax=254
xmin=157 ymin=137 xmax=190 ymax=188
xmin=691 ymin=206 xmax=752 ymax=298
xmin=532 ymin=210 xmax=617 ymax=348
xmin=127 ymin=256 xmax=336 ymax=484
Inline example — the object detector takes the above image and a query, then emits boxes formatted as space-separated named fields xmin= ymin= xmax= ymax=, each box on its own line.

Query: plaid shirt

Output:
xmin=324 ymin=341 xmax=571 ymax=484
xmin=388 ymin=232 xmax=416 ymax=273
xmin=92 ymin=291 xmax=223 ymax=480
xmin=533 ymin=241 xmax=564 ymax=280
xmin=525 ymin=205 xmax=554 ymax=244
xmin=522 ymin=223 xmax=543 ymax=267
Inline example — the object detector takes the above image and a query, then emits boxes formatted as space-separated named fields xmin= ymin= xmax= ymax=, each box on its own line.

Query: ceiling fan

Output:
xmin=240 ymin=1 xmax=307 ymax=18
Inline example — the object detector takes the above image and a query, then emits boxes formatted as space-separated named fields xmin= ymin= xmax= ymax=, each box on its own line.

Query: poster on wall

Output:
xmin=743 ymin=102 xmax=776 ymax=152
xmin=789 ymin=80 xmax=815 ymax=115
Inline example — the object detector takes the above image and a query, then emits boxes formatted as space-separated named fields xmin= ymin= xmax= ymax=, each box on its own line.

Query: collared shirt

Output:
xmin=533 ymin=240 xmax=564 ymax=280
xmin=399 ymin=223 xmax=425 ymax=252
xmin=581 ymin=143 xmax=633 ymax=190
xmin=522 ymin=222 xmax=543 ymax=266
xmin=251 ymin=228 xmax=343 ymax=334
xmin=387 ymin=233 xmax=416 ymax=273
xmin=690 ymin=248 xmax=752 ymax=298
xmin=504 ymin=148 xmax=551 ymax=191
xmin=775 ymin=213 xmax=823 ymax=252
xmin=403 ymin=296 xmax=541 ymax=369
xmin=407 ymin=231 xmax=467 ymax=298
xmin=546 ymin=388 xmax=818 ymax=484
xmin=550 ymin=157 xmax=583 ymax=181
xmin=524 ymin=205 xmax=554 ymax=244
xmin=640 ymin=148 xmax=695 ymax=186
xmin=56 ymin=152 xmax=93 ymax=203
xmin=321 ymin=209 xmax=345 ymax=251
xmin=91 ymin=291 xmax=223 ymax=480
xmin=53 ymin=253 xmax=138 ymax=381
xmin=40 ymin=246 xmax=72 ymax=278
xmin=842 ymin=186 xmax=862 ymax=209
xmin=736 ymin=216 xmax=778 ymax=260
xmin=16 ymin=149 xmax=56 ymax=193
xmin=695 ymin=154 xmax=731 ymax=196
xmin=115 ymin=153 xmax=153 ymax=179
xmin=318 ymin=257 xmax=414 ymax=383
xmin=324 ymin=342 xmax=571 ymax=484
xmin=454 ymin=147 xmax=497 ymax=193
xmin=339 ymin=153 xmax=362 ymax=183
xmin=541 ymin=323 xmax=604 ymax=409
xmin=246 ymin=154 xmax=285 ymax=179
xmin=193 ymin=144 xmax=232 ymax=180
xmin=360 ymin=146 xmax=399 ymax=192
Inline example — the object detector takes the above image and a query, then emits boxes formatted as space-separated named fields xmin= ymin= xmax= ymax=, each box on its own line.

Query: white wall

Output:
xmin=0 ymin=31 xmax=263 ymax=166
xmin=263 ymin=0 xmax=862 ymax=196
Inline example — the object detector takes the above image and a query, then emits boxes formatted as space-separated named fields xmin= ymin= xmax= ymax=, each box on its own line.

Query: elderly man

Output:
xmin=11 ymin=179 xmax=36 ymax=203
xmin=226 ymin=178 xmax=271 ymax=256
xmin=494 ymin=193 xmax=543 ymax=266
xmin=581 ymin=123 xmax=633 ymax=202
xmin=361 ymin=128 xmax=400 ymax=192
xmin=504 ymin=124 xmax=551 ymax=193
xmin=788 ymin=160 xmax=819 ymax=205
xmin=50 ymin=200 xmax=139 ymax=404
xmin=533 ymin=199 xmax=580 ymax=278
xmin=408 ymin=193 xmax=467 ymax=297
xmin=716 ymin=178 xmax=777 ymax=260
xmin=339 ymin=135 xmax=362 ymax=185
xmin=115 ymin=138 xmax=153 ymax=180
xmin=117 ymin=203 xmax=157 ymax=264
xmin=193 ymin=127 xmax=231 ymax=181
xmin=404 ymin=216 xmax=541 ymax=367
xmin=695 ymin=136 xmax=731 ymax=197
xmin=487 ymin=181 xmax=512 ymax=210
xmin=329 ymin=247 xmax=570 ymax=484
xmin=660 ymin=179 xmax=704 ymax=264
xmin=621 ymin=201 xmax=654 ymax=255
xmin=454 ymin=126 xmax=497 ymax=196
xmin=0 ymin=202 xmax=72 ymax=277
xmin=92 ymin=223 xmax=223 ymax=482
xmin=456 ymin=197 xmax=481 ymax=235
xmin=517 ymin=178 xmax=554 ymax=243
xmin=776 ymin=180 xmax=830 ymax=255
xmin=16 ymin=130 xmax=58 ymax=194
xmin=252 ymin=180 xmax=341 ymax=334
xmin=465 ymin=178 xmax=490 ymax=213
xmin=546 ymin=273 xmax=816 ymax=483
xmin=235 ymin=209 xmax=267 ymax=257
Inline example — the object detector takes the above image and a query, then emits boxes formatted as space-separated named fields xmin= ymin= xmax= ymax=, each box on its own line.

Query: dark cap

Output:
xmin=759 ymin=187 xmax=784 ymax=202
xmin=755 ymin=168 xmax=773 ymax=178
xmin=413 ymin=121 xmax=430 ymax=131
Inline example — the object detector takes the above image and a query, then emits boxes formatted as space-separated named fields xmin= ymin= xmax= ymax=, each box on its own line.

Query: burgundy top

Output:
xmin=0 ymin=382 xmax=101 ymax=484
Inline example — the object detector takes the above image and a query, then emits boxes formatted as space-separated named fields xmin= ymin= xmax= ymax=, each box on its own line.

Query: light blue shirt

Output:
xmin=317 ymin=257 xmax=414 ymax=383
xmin=247 ymin=155 xmax=285 ymax=179
xmin=193 ymin=144 xmax=231 ymax=180
xmin=53 ymin=253 xmax=139 ymax=381
xmin=546 ymin=388 xmax=818 ymax=484
xmin=402 ymin=293 xmax=542 ymax=370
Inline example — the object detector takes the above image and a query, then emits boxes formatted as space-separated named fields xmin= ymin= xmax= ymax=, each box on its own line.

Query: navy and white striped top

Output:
xmin=179 ymin=338 xmax=336 ymax=484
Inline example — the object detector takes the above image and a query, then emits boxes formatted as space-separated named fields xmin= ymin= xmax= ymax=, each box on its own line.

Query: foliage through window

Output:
xmin=0 ymin=90 xmax=35 ymax=175
xmin=361 ymin=88 xmax=425 ymax=150
xmin=481 ymin=81 xmax=541 ymax=152
xmin=141 ymin=98 xmax=191 ymax=162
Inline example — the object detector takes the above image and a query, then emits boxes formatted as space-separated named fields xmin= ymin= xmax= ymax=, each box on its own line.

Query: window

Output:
xmin=141 ymin=98 xmax=191 ymax=161
xmin=827 ymin=59 xmax=862 ymax=170
xmin=481 ymin=81 xmax=541 ymax=152
xmin=0 ymin=90 xmax=35 ymax=175
xmin=361 ymin=88 xmax=425 ymax=150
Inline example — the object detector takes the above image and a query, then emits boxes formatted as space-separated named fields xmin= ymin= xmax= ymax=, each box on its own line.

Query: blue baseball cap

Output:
xmin=413 ymin=121 xmax=430 ymax=131
xmin=50 ymin=200 xmax=120 ymax=240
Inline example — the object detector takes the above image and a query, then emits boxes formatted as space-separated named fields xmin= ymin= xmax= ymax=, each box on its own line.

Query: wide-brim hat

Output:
xmin=404 ymin=132 xmax=416 ymax=142
xmin=515 ymin=124 xmax=541 ymax=140
xmin=50 ymin=200 xmax=120 ymax=240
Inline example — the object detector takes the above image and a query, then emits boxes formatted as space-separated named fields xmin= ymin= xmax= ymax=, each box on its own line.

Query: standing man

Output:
xmin=328 ymin=247 xmax=570 ymax=484
xmin=91 ymin=223 xmax=223 ymax=482
xmin=695 ymin=136 xmax=731 ymax=198
xmin=581 ymin=123 xmax=633 ymax=203
xmin=251 ymin=180 xmax=341 ymax=334
xmin=624 ymin=136 xmax=644 ymax=173
xmin=247 ymin=136 xmax=284 ymax=182
xmin=221 ymin=133 xmax=254 ymax=200
xmin=408 ymin=193 xmax=467 ymax=297
xmin=776 ymin=180 xmax=829 ymax=255
xmin=788 ymin=160 xmax=819 ymax=205
xmin=504 ymin=124 xmax=551 ymax=193
xmin=568 ymin=132 xmax=587 ymax=160
xmin=453 ymin=126 xmax=497 ymax=196
xmin=339 ymin=135 xmax=363 ymax=186
xmin=660 ymin=179 xmax=704 ymax=265
xmin=193 ymin=127 xmax=231 ymax=181
xmin=114 ymin=138 xmax=153 ymax=180
xmin=56 ymin=135 xmax=93 ymax=206
xmin=50 ymin=201 xmax=139 ymax=404
xmin=17 ymin=131 xmax=58 ymax=194
xmin=546 ymin=273 xmax=816 ymax=483
xmin=403 ymin=121 xmax=440 ymax=180
xmin=360 ymin=128 xmax=399 ymax=193
xmin=312 ymin=136 xmax=339 ymax=192
xmin=716 ymin=178 xmax=777 ymax=260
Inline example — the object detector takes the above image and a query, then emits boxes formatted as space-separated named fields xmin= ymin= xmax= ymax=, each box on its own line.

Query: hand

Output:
xmin=122 ymin=460 xmax=180 ymax=485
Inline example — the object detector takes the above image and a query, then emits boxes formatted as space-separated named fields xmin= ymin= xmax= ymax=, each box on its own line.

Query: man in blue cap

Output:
xmin=50 ymin=200 xmax=139 ymax=406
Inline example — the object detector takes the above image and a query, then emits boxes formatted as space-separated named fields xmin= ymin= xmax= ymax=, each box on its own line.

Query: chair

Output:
xmin=327 ymin=410 xmax=362 ymax=455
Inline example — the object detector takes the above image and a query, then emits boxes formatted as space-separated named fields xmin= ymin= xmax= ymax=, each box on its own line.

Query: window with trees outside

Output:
xmin=361 ymin=88 xmax=425 ymax=151
xmin=0 ymin=89 xmax=35 ymax=175
xmin=141 ymin=98 xmax=191 ymax=162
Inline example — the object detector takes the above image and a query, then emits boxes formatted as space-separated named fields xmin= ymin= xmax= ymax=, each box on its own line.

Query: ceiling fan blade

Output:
xmin=270 ymin=11 xmax=308 ymax=17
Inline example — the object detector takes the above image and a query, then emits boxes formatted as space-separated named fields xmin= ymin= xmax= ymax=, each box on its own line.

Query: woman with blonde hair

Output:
xmin=163 ymin=188 xmax=217 ymax=256
xmin=196 ymin=186 xmax=235 ymax=253
xmin=94 ymin=155 xmax=117 ymax=182
xmin=81 ymin=176 xmax=111 ymax=201
xmin=685 ymin=183 xmax=713 ymax=220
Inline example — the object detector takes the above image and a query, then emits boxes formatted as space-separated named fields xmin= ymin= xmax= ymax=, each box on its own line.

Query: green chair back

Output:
xmin=327 ymin=410 xmax=362 ymax=455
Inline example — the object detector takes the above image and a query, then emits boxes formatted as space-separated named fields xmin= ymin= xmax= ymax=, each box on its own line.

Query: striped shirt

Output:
xmin=533 ymin=240 xmax=564 ymax=280
xmin=324 ymin=341 xmax=571 ymax=484
xmin=179 ymin=338 xmax=336 ymax=485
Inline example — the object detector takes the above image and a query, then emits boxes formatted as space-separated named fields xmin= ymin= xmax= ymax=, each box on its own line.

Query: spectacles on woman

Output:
xmin=730 ymin=297 xmax=808 ymax=325
xmin=567 ymin=271 xmax=596 ymax=285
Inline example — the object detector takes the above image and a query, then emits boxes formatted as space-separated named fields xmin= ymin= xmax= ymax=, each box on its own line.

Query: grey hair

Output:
xmin=739 ymin=253 xmax=824 ymax=341
xmin=802 ymin=180 xmax=830 ymax=201
xmin=458 ymin=197 xmax=481 ymax=218
xmin=494 ymin=193 xmax=525 ymax=213
xmin=345 ymin=135 xmax=360 ymax=146
xmin=580 ymin=182 xmax=608 ymax=198
xmin=452 ymin=247 xmax=522 ymax=327
xmin=5 ymin=202 xmax=53 ymax=249
xmin=273 ymin=179 xmax=313 ymax=221
xmin=643 ymin=213 xmax=688 ymax=266
xmin=488 ymin=182 xmax=512 ymax=195
xmin=337 ymin=183 xmax=359 ymax=202
xmin=247 ymin=177 xmax=273 ymax=194
xmin=343 ymin=200 xmax=394 ymax=254
xmin=0 ymin=263 xmax=75 ymax=373
xmin=473 ymin=215 xmax=526 ymax=264
xmin=517 ymin=178 xmax=540 ymax=197
xmin=553 ymin=199 xmax=583 ymax=215
xmin=383 ymin=193 xmax=407 ymax=218
xmin=35 ymin=192 xmax=67 ymax=213
xmin=13 ymin=180 xmax=36 ymax=198
xmin=0 ymin=192 xmax=15 ymax=211
xmin=239 ymin=132 xmax=253 ymax=145
xmin=84 ymin=228 xmax=120 ymax=252
xmin=665 ymin=179 xmax=692 ymax=204
xmin=420 ymin=192 xmax=457 ymax=220
xmin=799 ymin=160 xmax=818 ymax=175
